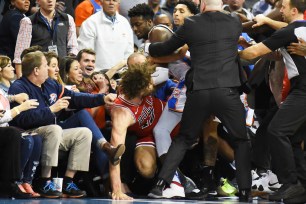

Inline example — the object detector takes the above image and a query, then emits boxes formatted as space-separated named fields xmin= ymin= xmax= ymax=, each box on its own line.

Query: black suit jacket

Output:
xmin=149 ymin=11 xmax=243 ymax=91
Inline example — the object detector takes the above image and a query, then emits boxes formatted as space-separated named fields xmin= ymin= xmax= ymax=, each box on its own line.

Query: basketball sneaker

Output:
xmin=162 ymin=181 xmax=185 ymax=198
xmin=162 ymin=171 xmax=185 ymax=198
xmin=217 ymin=178 xmax=238 ymax=197
xmin=252 ymin=170 xmax=282 ymax=193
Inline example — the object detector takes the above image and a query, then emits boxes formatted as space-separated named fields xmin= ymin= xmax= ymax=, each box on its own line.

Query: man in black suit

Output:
xmin=240 ymin=0 xmax=306 ymax=202
xmin=147 ymin=0 xmax=252 ymax=201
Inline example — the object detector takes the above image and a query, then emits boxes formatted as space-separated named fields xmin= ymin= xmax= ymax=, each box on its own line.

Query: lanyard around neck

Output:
xmin=39 ymin=12 xmax=60 ymax=41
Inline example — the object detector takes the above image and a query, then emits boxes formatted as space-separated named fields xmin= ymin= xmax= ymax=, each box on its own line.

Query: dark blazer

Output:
xmin=149 ymin=11 xmax=243 ymax=91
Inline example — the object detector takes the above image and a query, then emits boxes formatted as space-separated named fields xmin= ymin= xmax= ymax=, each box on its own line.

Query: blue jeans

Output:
xmin=59 ymin=109 xmax=108 ymax=175
xmin=20 ymin=135 xmax=42 ymax=184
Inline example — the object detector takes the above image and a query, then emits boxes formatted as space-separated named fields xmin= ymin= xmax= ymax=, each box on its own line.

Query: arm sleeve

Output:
xmin=8 ymin=83 xmax=56 ymax=129
xmin=0 ymin=92 xmax=12 ymax=124
xmin=0 ymin=110 xmax=12 ymax=125
xmin=63 ymin=88 xmax=105 ymax=109
xmin=262 ymin=25 xmax=296 ymax=51
xmin=13 ymin=17 xmax=32 ymax=64
xmin=149 ymin=25 xmax=186 ymax=57
xmin=152 ymin=67 xmax=169 ymax=85
xmin=77 ymin=19 xmax=96 ymax=51
xmin=67 ymin=14 xmax=79 ymax=55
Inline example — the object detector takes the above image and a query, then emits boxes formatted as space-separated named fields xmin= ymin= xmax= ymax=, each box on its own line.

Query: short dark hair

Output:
xmin=289 ymin=0 xmax=306 ymax=13
xmin=20 ymin=45 xmax=43 ymax=60
xmin=128 ymin=3 xmax=155 ymax=21
xmin=177 ymin=0 xmax=199 ymax=15
xmin=120 ymin=63 xmax=154 ymax=99
xmin=76 ymin=48 xmax=96 ymax=62
xmin=22 ymin=51 xmax=44 ymax=77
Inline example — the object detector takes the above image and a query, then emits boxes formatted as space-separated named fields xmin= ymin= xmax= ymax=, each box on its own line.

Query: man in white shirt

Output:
xmin=78 ymin=0 xmax=134 ymax=72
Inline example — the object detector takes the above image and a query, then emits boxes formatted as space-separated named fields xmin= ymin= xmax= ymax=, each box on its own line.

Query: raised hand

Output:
xmin=92 ymin=73 xmax=108 ymax=93
xmin=252 ymin=14 xmax=267 ymax=28
xmin=104 ymin=93 xmax=117 ymax=106
xmin=55 ymin=1 xmax=66 ymax=12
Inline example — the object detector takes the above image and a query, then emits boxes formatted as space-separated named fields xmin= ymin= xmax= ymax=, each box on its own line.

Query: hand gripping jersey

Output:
xmin=112 ymin=95 xmax=165 ymax=143
xmin=167 ymin=79 xmax=187 ymax=112
xmin=167 ymin=53 xmax=191 ymax=112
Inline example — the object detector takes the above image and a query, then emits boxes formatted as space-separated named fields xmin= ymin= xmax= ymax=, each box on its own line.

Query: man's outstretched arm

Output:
xmin=110 ymin=107 xmax=134 ymax=200
xmin=239 ymin=42 xmax=272 ymax=60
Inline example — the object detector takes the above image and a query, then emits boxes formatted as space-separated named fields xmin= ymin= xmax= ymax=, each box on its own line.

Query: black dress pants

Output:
xmin=0 ymin=127 xmax=21 ymax=182
xmin=290 ymin=123 xmax=306 ymax=187
xmin=252 ymin=104 xmax=278 ymax=171
xmin=268 ymin=85 xmax=306 ymax=185
xmin=159 ymin=87 xmax=252 ymax=190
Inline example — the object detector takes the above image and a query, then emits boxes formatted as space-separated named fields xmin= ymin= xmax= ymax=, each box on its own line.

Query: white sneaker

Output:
xmin=162 ymin=182 xmax=185 ymax=198
xmin=251 ymin=169 xmax=260 ymax=190
xmin=266 ymin=170 xmax=282 ymax=191
xmin=252 ymin=170 xmax=282 ymax=193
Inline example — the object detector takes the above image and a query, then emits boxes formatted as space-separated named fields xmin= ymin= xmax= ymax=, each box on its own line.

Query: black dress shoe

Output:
xmin=269 ymin=182 xmax=305 ymax=201
xmin=10 ymin=183 xmax=32 ymax=199
xmin=238 ymin=189 xmax=252 ymax=203
xmin=148 ymin=179 xmax=166 ymax=198
xmin=284 ymin=191 xmax=306 ymax=204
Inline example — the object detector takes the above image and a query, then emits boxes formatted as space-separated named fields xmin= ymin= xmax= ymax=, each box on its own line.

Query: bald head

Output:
xmin=204 ymin=0 xmax=223 ymax=6
xmin=148 ymin=26 xmax=173 ymax=43
xmin=127 ymin=53 xmax=147 ymax=67
xmin=200 ymin=0 xmax=223 ymax=12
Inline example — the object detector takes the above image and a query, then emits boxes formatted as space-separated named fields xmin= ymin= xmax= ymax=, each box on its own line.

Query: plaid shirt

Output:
xmin=13 ymin=11 xmax=78 ymax=64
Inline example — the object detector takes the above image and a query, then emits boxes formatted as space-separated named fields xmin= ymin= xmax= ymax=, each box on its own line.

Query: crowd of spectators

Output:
xmin=0 ymin=0 xmax=305 ymax=203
